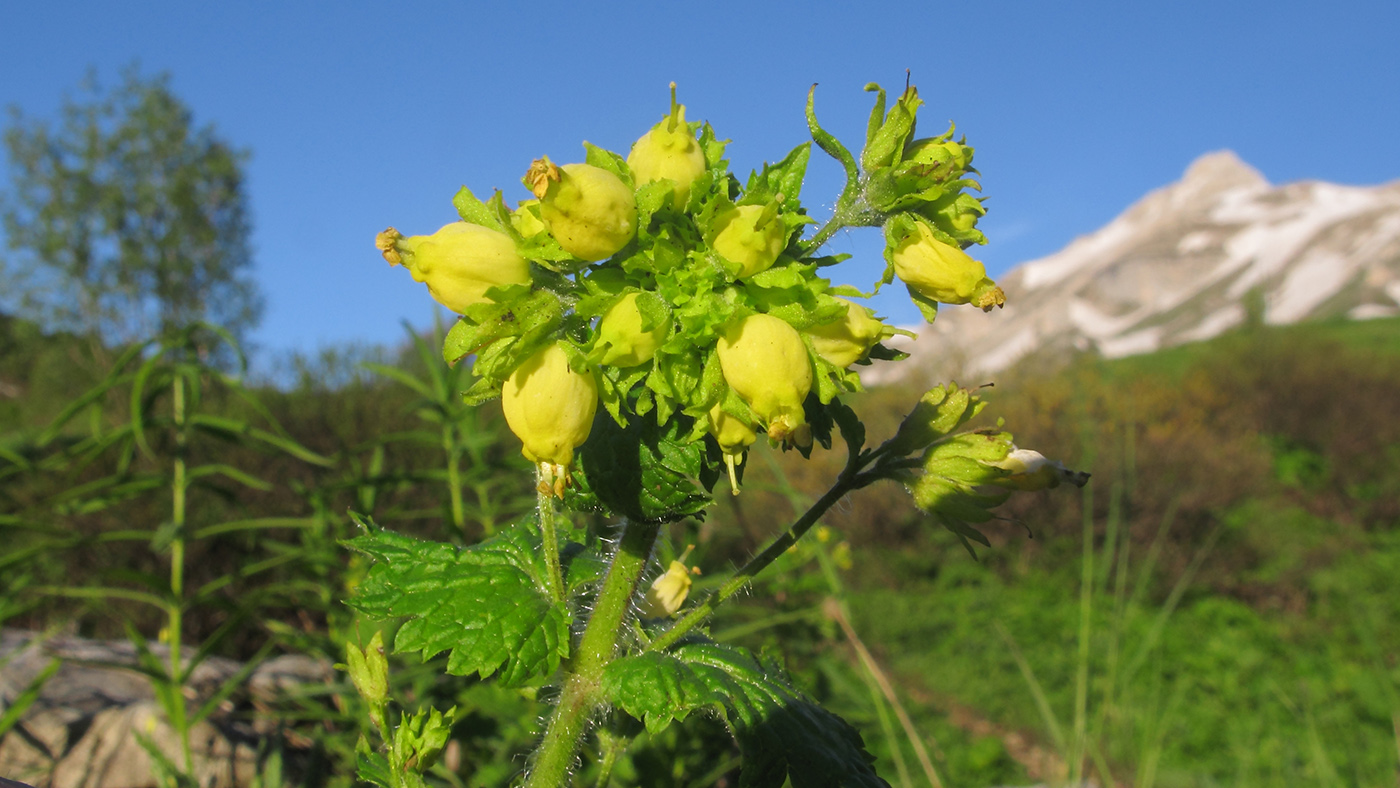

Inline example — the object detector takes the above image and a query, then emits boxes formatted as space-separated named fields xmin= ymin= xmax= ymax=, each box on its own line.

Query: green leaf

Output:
xmin=452 ymin=186 xmax=508 ymax=232
xmin=806 ymin=86 xmax=860 ymax=189
xmin=0 ymin=657 xmax=60 ymax=738
xmin=604 ymin=641 xmax=888 ymax=788
xmin=698 ymin=122 xmax=729 ymax=171
xmin=583 ymin=142 xmax=633 ymax=187
xmin=566 ymin=410 xmax=711 ymax=524
xmin=345 ymin=519 xmax=569 ymax=687
xmin=743 ymin=143 xmax=812 ymax=205
xmin=906 ymin=285 xmax=940 ymax=323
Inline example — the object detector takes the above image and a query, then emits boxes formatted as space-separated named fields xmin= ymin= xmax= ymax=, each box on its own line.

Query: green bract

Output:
xmin=375 ymin=222 xmax=531 ymax=313
xmin=902 ymin=136 xmax=974 ymax=177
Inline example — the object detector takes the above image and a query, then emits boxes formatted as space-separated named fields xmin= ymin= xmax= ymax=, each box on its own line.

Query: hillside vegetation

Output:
xmin=2 ymin=313 xmax=1398 ymax=787
xmin=714 ymin=315 xmax=1400 ymax=787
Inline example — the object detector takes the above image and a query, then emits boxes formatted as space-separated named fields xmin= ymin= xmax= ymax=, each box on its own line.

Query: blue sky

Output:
xmin=4 ymin=1 xmax=1398 ymax=367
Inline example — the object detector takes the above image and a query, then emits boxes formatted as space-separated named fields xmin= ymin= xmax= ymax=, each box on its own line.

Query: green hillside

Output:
xmin=3 ymin=314 xmax=1398 ymax=787
xmin=711 ymin=315 xmax=1400 ymax=787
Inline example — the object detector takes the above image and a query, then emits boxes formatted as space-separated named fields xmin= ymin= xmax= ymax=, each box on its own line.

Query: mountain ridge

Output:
xmin=883 ymin=150 xmax=1400 ymax=380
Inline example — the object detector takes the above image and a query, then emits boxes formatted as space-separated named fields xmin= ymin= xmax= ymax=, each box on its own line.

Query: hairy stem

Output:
xmin=526 ymin=518 xmax=660 ymax=788
xmin=801 ymin=200 xmax=859 ymax=256
xmin=536 ymin=483 xmax=566 ymax=606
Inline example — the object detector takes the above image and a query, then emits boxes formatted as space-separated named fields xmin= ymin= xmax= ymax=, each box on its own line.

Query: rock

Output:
xmin=0 ymin=629 xmax=334 ymax=788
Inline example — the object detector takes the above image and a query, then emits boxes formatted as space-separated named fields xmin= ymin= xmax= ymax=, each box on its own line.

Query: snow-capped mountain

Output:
xmin=887 ymin=151 xmax=1400 ymax=380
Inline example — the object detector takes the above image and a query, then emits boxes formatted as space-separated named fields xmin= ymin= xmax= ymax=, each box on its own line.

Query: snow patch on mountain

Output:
xmin=882 ymin=151 xmax=1400 ymax=380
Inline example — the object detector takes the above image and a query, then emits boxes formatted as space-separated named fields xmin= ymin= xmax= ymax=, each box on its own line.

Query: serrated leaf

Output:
xmin=604 ymin=641 xmax=889 ymax=788
xmin=698 ymin=122 xmax=729 ymax=171
xmin=345 ymin=522 xmax=569 ymax=687
xmin=744 ymin=143 xmax=812 ymax=205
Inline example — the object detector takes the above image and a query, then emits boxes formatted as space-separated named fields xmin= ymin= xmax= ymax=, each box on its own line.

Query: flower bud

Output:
xmin=344 ymin=631 xmax=389 ymax=708
xmin=501 ymin=343 xmax=598 ymax=493
xmin=640 ymin=547 xmax=699 ymax=618
xmin=708 ymin=401 xmax=757 ymax=494
xmin=903 ymin=136 xmax=974 ymax=176
xmin=889 ymin=218 xmax=1005 ymax=312
xmin=921 ymin=191 xmax=985 ymax=236
xmin=712 ymin=203 xmax=787 ymax=278
xmin=627 ymin=83 xmax=706 ymax=211
xmin=376 ymin=223 xmax=531 ymax=313
xmin=524 ymin=157 xmax=636 ymax=262
xmin=595 ymin=292 xmax=668 ymax=368
xmin=806 ymin=298 xmax=891 ymax=368
xmin=510 ymin=199 xmax=547 ymax=238
xmin=715 ymin=314 xmax=812 ymax=448
xmin=862 ymin=84 xmax=922 ymax=172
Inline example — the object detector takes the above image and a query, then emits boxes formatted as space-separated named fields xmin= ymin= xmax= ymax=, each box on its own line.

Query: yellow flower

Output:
xmin=627 ymin=83 xmax=706 ymax=211
xmin=712 ymin=203 xmax=787 ymax=278
xmin=707 ymin=401 xmax=757 ymax=495
xmin=889 ymin=218 xmax=1004 ymax=311
xmin=375 ymin=223 xmax=531 ymax=313
xmin=524 ymin=157 xmax=636 ymax=262
xmin=715 ymin=314 xmax=812 ymax=447
xmin=595 ymin=293 xmax=668 ymax=368
xmin=806 ymin=298 xmax=891 ymax=368
xmin=640 ymin=547 xmax=699 ymax=618
xmin=986 ymin=448 xmax=1091 ymax=491
xmin=501 ymin=343 xmax=598 ymax=494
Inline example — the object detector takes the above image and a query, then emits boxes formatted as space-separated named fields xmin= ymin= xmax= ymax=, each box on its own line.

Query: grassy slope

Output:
xmin=834 ymin=317 xmax=1400 ymax=787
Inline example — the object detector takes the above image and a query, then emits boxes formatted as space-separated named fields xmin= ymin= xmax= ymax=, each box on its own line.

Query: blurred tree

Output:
xmin=0 ymin=67 xmax=262 ymax=344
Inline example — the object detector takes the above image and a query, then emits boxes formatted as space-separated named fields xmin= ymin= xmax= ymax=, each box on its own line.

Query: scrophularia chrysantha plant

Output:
xmin=350 ymin=79 xmax=1087 ymax=788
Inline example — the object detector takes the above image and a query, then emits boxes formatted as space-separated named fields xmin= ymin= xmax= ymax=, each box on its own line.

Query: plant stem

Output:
xmin=536 ymin=483 xmax=565 ymax=606
xmin=647 ymin=471 xmax=856 ymax=654
xmin=593 ymin=727 xmax=629 ymax=788
xmin=168 ymin=372 xmax=194 ymax=773
xmin=801 ymin=202 xmax=857 ymax=255
xmin=443 ymin=424 xmax=467 ymax=540
xmin=525 ymin=518 xmax=659 ymax=788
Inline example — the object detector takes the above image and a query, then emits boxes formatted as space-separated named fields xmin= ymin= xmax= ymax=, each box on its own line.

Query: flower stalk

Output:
xmin=525 ymin=518 xmax=660 ymax=788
